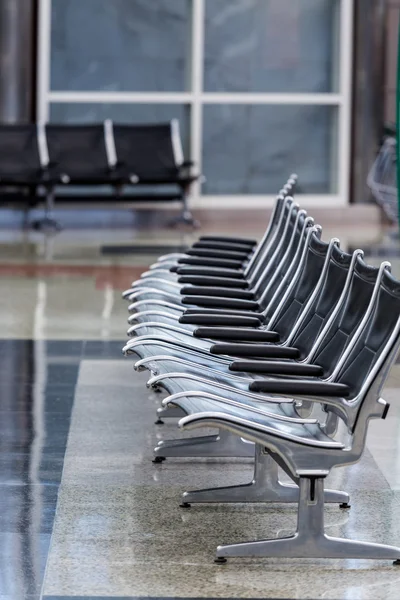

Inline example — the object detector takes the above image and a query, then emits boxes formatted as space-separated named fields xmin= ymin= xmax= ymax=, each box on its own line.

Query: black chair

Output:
xmin=42 ymin=123 xmax=115 ymax=229
xmin=46 ymin=123 xmax=113 ymax=185
xmin=127 ymin=206 xmax=307 ymax=336
xmin=146 ymin=251 xmax=379 ymax=403
xmin=43 ymin=123 xmax=117 ymax=230
xmin=124 ymin=199 xmax=300 ymax=316
xmin=112 ymin=120 xmax=200 ymax=228
xmin=172 ymin=188 xmax=293 ymax=276
xmin=162 ymin=264 xmax=400 ymax=563
xmin=128 ymin=189 xmax=293 ymax=293
xmin=140 ymin=247 xmax=368 ymax=441
xmin=0 ymin=124 xmax=53 ymax=229
xmin=196 ymin=173 xmax=297 ymax=247
xmin=0 ymin=124 xmax=44 ymax=184
xmin=123 ymin=225 xmax=327 ymax=364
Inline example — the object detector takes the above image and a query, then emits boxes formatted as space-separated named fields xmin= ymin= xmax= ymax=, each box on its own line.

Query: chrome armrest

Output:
xmin=158 ymin=253 xmax=186 ymax=262
xmin=282 ymin=394 xmax=352 ymax=426
xmin=122 ymin=287 xmax=136 ymax=299
xmin=135 ymin=355 xmax=250 ymax=380
xmin=149 ymin=372 xmax=275 ymax=400
xmin=149 ymin=261 xmax=178 ymax=270
xmin=128 ymin=310 xmax=180 ymax=323
xmin=162 ymin=391 xmax=314 ymax=425
xmin=123 ymin=338 xmax=229 ymax=364
xmin=127 ymin=287 xmax=180 ymax=301
xmin=178 ymin=412 xmax=344 ymax=449
xmin=122 ymin=334 xmax=229 ymax=359
xmin=127 ymin=321 xmax=194 ymax=337
xmin=141 ymin=269 xmax=174 ymax=278
xmin=128 ymin=299 xmax=184 ymax=313
xmin=132 ymin=278 xmax=181 ymax=289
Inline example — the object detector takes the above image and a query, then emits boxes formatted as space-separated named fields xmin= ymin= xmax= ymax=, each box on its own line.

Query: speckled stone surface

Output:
xmin=42 ymin=360 xmax=400 ymax=598
xmin=367 ymin=386 xmax=400 ymax=491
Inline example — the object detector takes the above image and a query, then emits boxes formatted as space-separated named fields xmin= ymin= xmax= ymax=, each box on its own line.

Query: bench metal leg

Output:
xmin=154 ymin=429 xmax=254 ymax=458
xmin=113 ymin=183 xmax=124 ymax=198
xmin=31 ymin=187 xmax=62 ymax=232
xmin=168 ymin=185 xmax=200 ymax=229
xmin=182 ymin=446 xmax=348 ymax=505
xmin=215 ymin=477 xmax=400 ymax=563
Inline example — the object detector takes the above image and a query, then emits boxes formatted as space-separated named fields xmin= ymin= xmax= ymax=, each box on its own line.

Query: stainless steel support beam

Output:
xmin=0 ymin=0 xmax=35 ymax=122
xmin=351 ymin=0 xmax=387 ymax=204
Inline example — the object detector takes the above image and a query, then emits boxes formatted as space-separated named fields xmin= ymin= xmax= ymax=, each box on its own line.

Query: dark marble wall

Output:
xmin=202 ymin=104 xmax=335 ymax=194
xmin=204 ymin=0 xmax=338 ymax=93
xmin=384 ymin=1 xmax=399 ymax=122
xmin=0 ymin=0 xmax=35 ymax=122
xmin=51 ymin=0 xmax=190 ymax=92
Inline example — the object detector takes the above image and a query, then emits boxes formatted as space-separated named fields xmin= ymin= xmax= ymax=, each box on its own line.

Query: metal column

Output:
xmin=351 ymin=0 xmax=387 ymax=204
xmin=0 ymin=0 xmax=36 ymax=123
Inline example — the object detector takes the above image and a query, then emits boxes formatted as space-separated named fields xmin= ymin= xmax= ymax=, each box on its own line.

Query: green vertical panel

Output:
xmin=397 ymin=17 xmax=400 ymax=227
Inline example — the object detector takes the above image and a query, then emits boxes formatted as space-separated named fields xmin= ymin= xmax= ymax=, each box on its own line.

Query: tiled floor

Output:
xmin=0 ymin=213 xmax=400 ymax=599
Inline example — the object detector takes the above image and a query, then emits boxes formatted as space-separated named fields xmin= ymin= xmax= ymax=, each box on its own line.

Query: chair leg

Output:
xmin=22 ymin=204 xmax=30 ymax=230
xmin=181 ymin=446 xmax=348 ymax=505
xmin=154 ymin=428 xmax=254 ymax=458
xmin=215 ymin=477 xmax=400 ymax=563
xmin=168 ymin=184 xmax=200 ymax=229
xmin=113 ymin=183 xmax=124 ymax=198
xmin=31 ymin=187 xmax=62 ymax=232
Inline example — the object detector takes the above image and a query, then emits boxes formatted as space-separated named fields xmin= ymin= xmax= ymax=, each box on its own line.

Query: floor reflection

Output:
xmin=0 ymin=339 xmax=79 ymax=600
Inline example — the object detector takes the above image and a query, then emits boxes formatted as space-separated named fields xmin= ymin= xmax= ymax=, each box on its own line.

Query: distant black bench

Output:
xmin=0 ymin=120 xmax=201 ymax=230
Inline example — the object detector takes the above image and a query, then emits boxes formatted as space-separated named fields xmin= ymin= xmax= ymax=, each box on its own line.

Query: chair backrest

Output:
xmin=287 ymin=173 xmax=298 ymax=194
xmin=320 ymin=266 xmax=400 ymax=452
xmin=335 ymin=266 xmax=400 ymax=401
xmin=267 ymin=231 xmax=331 ymax=340
xmin=258 ymin=215 xmax=314 ymax=311
xmin=252 ymin=207 xmax=306 ymax=295
xmin=0 ymin=124 xmax=42 ymax=175
xmin=46 ymin=123 xmax=110 ymax=176
xmin=112 ymin=121 xmax=180 ymax=181
xmin=258 ymin=210 xmax=308 ymax=307
xmin=311 ymin=256 xmax=381 ymax=377
xmin=244 ymin=192 xmax=287 ymax=274
xmin=287 ymin=243 xmax=354 ymax=359
xmin=247 ymin=197 xmax=295 ymax=281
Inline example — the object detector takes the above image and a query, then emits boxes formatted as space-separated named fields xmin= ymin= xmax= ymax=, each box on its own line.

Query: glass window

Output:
xmin=50 ymin=0 xmax=190 ymax=92
xmin=45 ymin=0 xmax=347 ymax=200
xmin=202 ymin=104 xmax=337 ymax=194
xmin=204 ymin=0 xmax=340 ymax=93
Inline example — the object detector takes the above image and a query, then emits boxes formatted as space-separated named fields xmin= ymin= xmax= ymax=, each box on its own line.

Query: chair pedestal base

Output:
xmin=216 ymin=477 xmax=400 ymax=563
xmin=154 ymin=429 xmax=254 ymax=458
xmin=182 ymin=447 xmax=348 ymax=505
xmin=31 ymin=188 xmax=62 ymax=232
xmin=168 ymin=209 xmax=200 ymax=229
xmin=31 ymin=217 xmax=62 ymax=232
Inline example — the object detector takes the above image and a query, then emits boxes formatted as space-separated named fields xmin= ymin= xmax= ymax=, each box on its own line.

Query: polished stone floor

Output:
xmin=0 ymin=211 xmax=400 ymax=600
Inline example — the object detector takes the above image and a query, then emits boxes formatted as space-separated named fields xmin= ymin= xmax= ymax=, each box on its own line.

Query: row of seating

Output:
xmin=121 ymin=174 xmax=400 ymax=565
xmin=0 ymin=121 xmax=199 ymax=229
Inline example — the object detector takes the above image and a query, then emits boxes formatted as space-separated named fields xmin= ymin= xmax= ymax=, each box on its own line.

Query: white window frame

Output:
xmin=37 ymin=0 xmax=354 ymax=209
